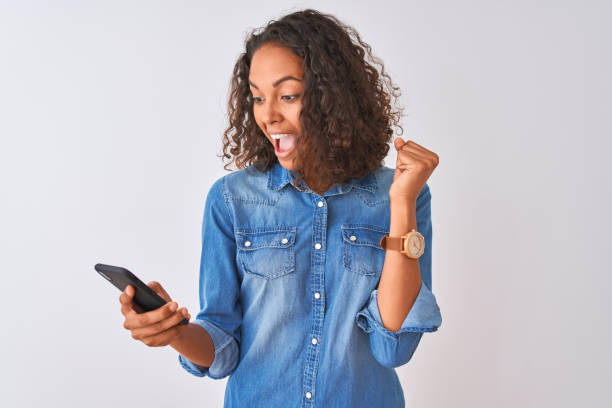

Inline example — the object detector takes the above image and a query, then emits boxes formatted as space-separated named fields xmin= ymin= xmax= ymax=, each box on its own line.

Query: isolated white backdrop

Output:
xmin=1 ymin=1 xmax=610 ymax=407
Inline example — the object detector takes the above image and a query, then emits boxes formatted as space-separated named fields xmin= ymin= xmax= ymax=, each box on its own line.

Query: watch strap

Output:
xmin=379 ymin=235 xmax=403 ymax=251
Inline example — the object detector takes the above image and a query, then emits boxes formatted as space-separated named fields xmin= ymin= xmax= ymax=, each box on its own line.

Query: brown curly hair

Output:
xmin=219 ymin=8 xmax=404 ymax=191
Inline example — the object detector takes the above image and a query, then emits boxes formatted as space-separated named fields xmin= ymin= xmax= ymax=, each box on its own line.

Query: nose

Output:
xmin=260 ymin=98 xmax=282 ymax=125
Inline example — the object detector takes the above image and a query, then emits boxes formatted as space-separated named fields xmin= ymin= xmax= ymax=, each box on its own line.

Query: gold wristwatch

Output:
xmin=379 ymin=229 xmax=425 ymax=259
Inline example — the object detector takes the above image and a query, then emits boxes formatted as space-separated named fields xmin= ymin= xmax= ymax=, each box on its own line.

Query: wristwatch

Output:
xmin=379 ymin=229 xmax=425 ymax=259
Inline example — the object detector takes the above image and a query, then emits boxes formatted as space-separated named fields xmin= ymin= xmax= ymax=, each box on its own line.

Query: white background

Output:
xmin=1 ymin=1 xmax=610 ymax=407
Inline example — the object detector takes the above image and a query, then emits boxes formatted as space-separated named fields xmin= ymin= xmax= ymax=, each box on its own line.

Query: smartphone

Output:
xmin=95 ymin=263 xmax=188 ymax=326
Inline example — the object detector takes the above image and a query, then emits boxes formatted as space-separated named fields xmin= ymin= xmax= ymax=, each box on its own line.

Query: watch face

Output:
xmin=407 ymin=234 xmax=425 ymax=257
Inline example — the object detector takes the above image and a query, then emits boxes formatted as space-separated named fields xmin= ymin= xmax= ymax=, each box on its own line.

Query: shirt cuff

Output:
xmin=356 ymin=282 xmax=442 ymax=340
xmin=178 ymin=319 xmax=239 ymax=379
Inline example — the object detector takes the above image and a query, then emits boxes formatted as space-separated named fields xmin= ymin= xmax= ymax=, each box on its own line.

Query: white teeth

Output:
xmin=271 ymin=133 xmax=294 ymax=139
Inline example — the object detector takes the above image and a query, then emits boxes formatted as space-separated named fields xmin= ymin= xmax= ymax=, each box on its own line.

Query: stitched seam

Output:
xmin=364 ymin=312 xmax=439 ymax=340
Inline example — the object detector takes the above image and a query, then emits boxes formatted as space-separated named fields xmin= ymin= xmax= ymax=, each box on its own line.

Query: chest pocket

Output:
xmin=236 ymin=227 xmax=296 ymax=279
xmin=341 ymin=224 xmax=388 ymax=277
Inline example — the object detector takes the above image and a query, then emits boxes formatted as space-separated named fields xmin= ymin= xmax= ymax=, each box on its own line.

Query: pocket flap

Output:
xmin=236 ymin=227 xmax=296 ymax=251
xmin=341 ymin=225 xmax=388 ymax=249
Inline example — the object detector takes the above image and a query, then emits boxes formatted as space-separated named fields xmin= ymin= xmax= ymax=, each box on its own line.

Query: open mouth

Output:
xmin=270 ymin=133 xmax=298 ymax=157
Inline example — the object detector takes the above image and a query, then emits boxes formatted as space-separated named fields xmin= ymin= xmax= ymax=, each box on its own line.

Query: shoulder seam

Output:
xmin=220 ymin=176 xmax=235 ymax=232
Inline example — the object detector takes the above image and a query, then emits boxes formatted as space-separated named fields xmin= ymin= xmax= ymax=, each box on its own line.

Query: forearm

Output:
xmin=170 ymin=323 xmax=215 ymax=367
xmin=377 ymin=199 xmax=422 ymax=333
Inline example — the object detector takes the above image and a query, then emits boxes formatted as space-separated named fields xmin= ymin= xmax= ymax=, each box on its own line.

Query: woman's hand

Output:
xmin=119 ymin=281 xmax=191 ymax=347
xmin=389 ymin=138 xmax=440 ymax=203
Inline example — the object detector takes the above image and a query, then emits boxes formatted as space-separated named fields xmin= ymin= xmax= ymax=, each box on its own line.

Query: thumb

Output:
xmin=394 ymin=137 xmax=405 ymax=150
xmin=148 ymin=281 xmax=172 ymax=302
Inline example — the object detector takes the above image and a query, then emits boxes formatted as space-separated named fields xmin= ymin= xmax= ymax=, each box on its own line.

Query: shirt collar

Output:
xmin=267 ymin=161 xmax=377 ymax=195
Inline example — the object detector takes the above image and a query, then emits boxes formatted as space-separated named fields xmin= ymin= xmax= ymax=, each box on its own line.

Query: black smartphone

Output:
xmin=95 ymin=263 xmax=188 ymax=326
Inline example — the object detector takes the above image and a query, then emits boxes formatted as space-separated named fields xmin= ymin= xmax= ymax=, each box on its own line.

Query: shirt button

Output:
xmin=306 ymin=392 xmax=312 ymax=399
xmin=314 ymin=243 xmax=322 ymax=250
xmin=311 ymin=338 xmax=318 ymax=345
xmin=281 ymin=238 xmax=288 ymax=244
xmin=349 ymin=235 xmax=357 ymax=241
xmin=314 ymin=292 xmax=321 ymax=299
xmin=244 ymin=241 xmax=251 ymax=247
xmin=317 ymin=201 xmax=324 ymax=207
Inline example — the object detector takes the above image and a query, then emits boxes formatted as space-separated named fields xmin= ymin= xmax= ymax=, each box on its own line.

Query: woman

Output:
xmin=119 ymin=9 xmax=442 ymax=407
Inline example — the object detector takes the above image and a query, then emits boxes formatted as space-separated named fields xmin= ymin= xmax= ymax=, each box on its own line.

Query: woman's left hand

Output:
xmin=389 ymin=138 xmax=439 ymax=203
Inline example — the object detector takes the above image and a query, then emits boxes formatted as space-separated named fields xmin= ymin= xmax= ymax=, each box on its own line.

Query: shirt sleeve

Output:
xmin=355 ymin=183 xmax=442 ymax=368
xmin=178 ymin=176 xmax=242 ymax=379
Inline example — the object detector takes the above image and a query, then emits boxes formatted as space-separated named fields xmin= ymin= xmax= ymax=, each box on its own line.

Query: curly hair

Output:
xmin=219 ymin=8 xmax=404 ymax=191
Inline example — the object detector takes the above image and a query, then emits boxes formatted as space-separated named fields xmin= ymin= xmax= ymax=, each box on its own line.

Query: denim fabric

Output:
xmin=178 ymin=161 xmax=442 ymax=407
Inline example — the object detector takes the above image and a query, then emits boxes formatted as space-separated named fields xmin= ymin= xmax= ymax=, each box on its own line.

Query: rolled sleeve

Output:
xmin=355 ymin=183 xmax=442 ymax=368
xmin=177 ymin=176 xmax=242 ymax=380
xmin=178 ymin=319 xmax=239 ymax=379
xmin=355 ymin=284 xmax=441 ymax=368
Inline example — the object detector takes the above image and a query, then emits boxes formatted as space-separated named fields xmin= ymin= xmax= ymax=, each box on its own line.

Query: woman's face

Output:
xmin=249 ymin=42 xmax=304 ymax=170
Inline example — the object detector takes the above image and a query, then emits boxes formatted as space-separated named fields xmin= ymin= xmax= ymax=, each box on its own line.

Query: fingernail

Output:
xmin=182 ymin=309 xmax=188 ymax=317
xmin=170 ymin=303 xmax=177 ymax=312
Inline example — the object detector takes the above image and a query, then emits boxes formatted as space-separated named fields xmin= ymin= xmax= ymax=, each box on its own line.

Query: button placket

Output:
xmin=303 ymin=194 xmax=327 ymax=406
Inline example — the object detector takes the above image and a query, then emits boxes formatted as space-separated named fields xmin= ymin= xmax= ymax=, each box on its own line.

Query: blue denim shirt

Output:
xmin=178 ymin=161 xmax=442 ymax=407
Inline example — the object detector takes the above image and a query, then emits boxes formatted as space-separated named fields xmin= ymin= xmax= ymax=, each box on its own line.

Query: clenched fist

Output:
xmin=389 ymin=138 xmax=439 ymax=203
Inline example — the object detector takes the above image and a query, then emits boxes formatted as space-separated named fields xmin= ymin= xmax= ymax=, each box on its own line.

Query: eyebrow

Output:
xmin=248 ymin=75 xmax=302 ymax=89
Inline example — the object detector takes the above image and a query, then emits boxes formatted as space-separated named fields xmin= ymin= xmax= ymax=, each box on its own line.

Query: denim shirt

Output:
xmin=178 ymin=161 xmax=442 ymax=407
